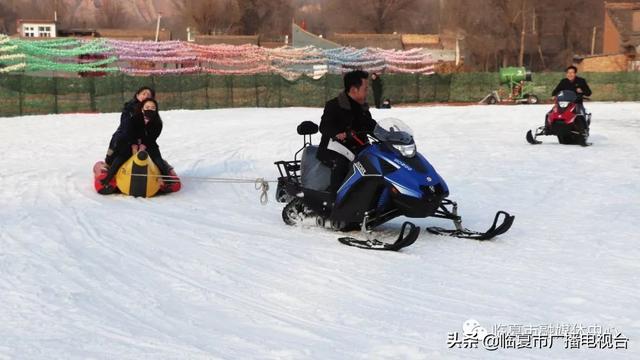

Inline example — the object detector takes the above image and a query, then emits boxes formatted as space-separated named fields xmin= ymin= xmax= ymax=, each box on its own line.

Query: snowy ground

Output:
xmin=0 ymin=103 xmax=638 ymax=359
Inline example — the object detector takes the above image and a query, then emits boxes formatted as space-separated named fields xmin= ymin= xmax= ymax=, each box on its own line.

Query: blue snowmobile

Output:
xmin=274 ymin=118 xmax=514 ymax=251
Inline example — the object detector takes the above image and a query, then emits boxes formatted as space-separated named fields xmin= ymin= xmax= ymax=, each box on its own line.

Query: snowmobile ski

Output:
xmin=427 ymin=211 xmax=514 ymax=241
xmin=576 ymin=133 xmax=592 ymax=147
xmin=338 ymin=222 xmax=420 ymax=251
xmin=526 ymin=128 xmax=543 ymax=144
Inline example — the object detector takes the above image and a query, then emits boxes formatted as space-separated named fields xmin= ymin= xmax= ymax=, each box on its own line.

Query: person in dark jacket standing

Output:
xmin=371 ymin=73 xmax=383 ymax=109
xmin=552 ymin=65 xmax=591 ymax=113
xmin=318 ymin=70 xmax=378 ymax=193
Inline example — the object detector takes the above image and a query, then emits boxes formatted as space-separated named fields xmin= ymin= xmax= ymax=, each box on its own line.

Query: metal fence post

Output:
xmin=17 ymin=74 xmax=23 ymax=116
xmin=53 ymin=77 xmax=59 ymax=114
xmin=635 ymin=72 xmax=640 ymax=102
xmin=254 ymin=74 xmax=259 ymax=107
xmin=278 ymin=75 xmax=282 ymax=107
xmin=324 ymin=74 xmax=329 ymax=103
xmin=205 ymin=73 xmax=210 ymax=109
xmin=415 ymin=74 xmax=420 ymax=103
xmin=120 ymin=73 xmax=125 ymax=106
xmin=228 ymin=75 xmax=233 ymax=107
xmin=178 ymin=76 xmax=184 ymax=110
xmin=89 ymin=77 xmax=96 ymax=112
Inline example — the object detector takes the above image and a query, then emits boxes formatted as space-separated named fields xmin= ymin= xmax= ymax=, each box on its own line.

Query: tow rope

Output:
xmin=129 ymin=173 xmax=274 ymax=205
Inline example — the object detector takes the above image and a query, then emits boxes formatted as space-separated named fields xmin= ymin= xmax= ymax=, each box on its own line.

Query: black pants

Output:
xmin=104 ymin=147 xmax=132 ymax=183
xmin=373 ymin=89 xmax=382 ymax=109
xmin=147 ymin=147 xmax=171 ymax=175
xmin=103 ymin=137 xmax=126 ymax=179
xmin=321 ymin=154 xmax=351 ymax=193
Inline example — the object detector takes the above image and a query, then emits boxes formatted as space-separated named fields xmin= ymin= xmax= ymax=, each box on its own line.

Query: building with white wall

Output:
xmin=17 ymin=20 xmax=57 ymax=38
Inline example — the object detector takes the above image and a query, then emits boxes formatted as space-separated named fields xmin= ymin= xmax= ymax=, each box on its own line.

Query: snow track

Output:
xmin=0 ymin=105 xmax=638 ymax=359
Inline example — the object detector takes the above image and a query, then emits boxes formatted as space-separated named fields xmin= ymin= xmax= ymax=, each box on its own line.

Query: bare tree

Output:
xmin=0 ymin=1 xmax=18 ymax=34
xmin=185 ymin=0 xmax=240 ymax=35
xmin=325 ymin=0 xmax=421 ymax=33
xmin=296 ymin=0 xmax=439 ymax=36
xmin=362 ymin=0 xmax=418 ymax=33
xmin=99 ymin=0 xmax=129 ymax=28
xmin=442 ymin=0 xmax=503 ymax=70
xmin=8 ymin=0 xmax=73 ymax=27
xmin=442 ymin=0 xmax=608 ymax=71
xmin=294 ymin=2 xmax=328 ymax=35
xmin=236 ymin=0 xmax=293 ymax=36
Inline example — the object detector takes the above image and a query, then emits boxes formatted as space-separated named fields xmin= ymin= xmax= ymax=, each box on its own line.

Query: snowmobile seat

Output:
xmin=297 ymin=121 xmax=318 ymax=135
xmin=300 ymin=145 xmax=331 ymax=191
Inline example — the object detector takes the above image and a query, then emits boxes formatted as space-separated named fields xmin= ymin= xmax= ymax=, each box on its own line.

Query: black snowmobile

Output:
xmin=274 ymin=118 xmax=515 ymax=251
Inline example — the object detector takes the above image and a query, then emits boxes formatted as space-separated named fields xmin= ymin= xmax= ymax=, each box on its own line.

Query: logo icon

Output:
xmin=463 ymin=319 xmax=488 ymax=341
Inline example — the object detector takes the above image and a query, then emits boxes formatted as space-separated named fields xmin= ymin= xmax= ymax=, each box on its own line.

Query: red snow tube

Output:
xmin=93 ymin=161 xmax=118 ymax=195
xmin=160 ymin=167 xmax=182 ymax=194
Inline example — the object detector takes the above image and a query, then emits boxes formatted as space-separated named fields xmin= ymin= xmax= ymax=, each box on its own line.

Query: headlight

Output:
xmin=393 ymin=143 xmax=416 ymax=158
xmin=558 ymin=101 xmax=570 ymax=108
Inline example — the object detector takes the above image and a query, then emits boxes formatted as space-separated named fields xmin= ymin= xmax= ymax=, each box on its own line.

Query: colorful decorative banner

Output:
xmin=0 ymin=35 xmax=117 ymax=73
xmin=0 ymin=34 xmax=436 ymax=76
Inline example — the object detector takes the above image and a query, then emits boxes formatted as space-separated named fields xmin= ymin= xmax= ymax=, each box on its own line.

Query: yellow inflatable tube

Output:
xmin=116 ymin=151 xmax=162 ymax=198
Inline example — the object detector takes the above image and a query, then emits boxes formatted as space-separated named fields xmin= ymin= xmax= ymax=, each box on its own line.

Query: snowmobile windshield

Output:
xmin=374 ymin=118 xmax=414 ymax=145
xmin=556 ymin=90 xmax=578 ymax=104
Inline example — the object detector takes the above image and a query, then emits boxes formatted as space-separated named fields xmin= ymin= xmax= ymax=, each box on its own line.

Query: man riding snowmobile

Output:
xmin=551 ymin=65 xmax=591 ymax=116
xmin=318 ymin=70 xmax=377 ymax=193
xmin=275 ymin=71 xmax=515 ymax=252
xmin=274 ymin=116 xmax=515 ymax=251
xmin=526 ymin=66 xmax=593 ymax=146
xmin=551 ymin=65 xmax=591 ymax=119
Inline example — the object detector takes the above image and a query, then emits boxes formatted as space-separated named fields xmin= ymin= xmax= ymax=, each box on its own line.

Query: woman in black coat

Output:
xmin=105 ymin=86 xmax=155 ymax=166
xmin=130 ymin=98 xmax=171 ymax=176
xmin=100 ymin=98 xmax=170 ymax=190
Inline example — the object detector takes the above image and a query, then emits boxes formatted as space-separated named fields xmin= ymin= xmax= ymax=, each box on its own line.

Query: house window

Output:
xmin=24 ymin=26 xmax=35 ymax=37
xmin=634 ymin=11 xmax=640 ymax=32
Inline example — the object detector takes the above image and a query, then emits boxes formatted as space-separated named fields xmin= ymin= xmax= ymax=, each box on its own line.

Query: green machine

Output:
xmin=481 ymin=67 xmax=539 ymax=105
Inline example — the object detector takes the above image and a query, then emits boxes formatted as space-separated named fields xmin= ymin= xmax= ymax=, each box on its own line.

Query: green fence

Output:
xmin=1 ymin=72 xmax=639 ymax=117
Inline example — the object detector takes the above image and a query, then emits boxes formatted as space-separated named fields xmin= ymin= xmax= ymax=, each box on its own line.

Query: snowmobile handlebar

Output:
xmin=347 ymin=130 xmax=367 ymax=146
xmin=334 ymin=130 xmax=373 ymax=145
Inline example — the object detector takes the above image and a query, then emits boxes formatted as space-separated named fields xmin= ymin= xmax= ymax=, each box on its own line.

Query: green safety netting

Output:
xmin=1 ymin=72 xmax=639 ymax=117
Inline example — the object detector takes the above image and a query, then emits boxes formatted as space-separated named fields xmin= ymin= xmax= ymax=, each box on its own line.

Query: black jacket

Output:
xmin=317 ymin=92 xmax=377 ymax=162
xmin=552 ymin=77 xmax=592 ymax=99
xmin=130 ymin=112 xmax=163 ymax=150
xmin=109 ymin=98 xmax=141 ymax=151
xmin=371 ymin=76 xmax=383 ymax=94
